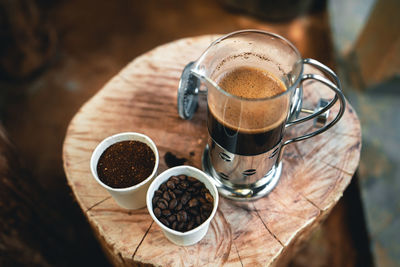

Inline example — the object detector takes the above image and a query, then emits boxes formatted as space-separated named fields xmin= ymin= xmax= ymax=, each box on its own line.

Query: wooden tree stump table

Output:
xmin=62 ymin=35 xmax=361 ymax=266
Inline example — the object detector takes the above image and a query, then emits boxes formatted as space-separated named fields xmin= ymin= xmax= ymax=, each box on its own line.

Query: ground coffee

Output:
xmin=97 ymin=140 xmax=155 ymax=188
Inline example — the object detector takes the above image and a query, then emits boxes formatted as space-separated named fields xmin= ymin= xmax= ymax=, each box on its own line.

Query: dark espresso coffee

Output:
xmin=207 ymin=66 xmax=288 ymax=155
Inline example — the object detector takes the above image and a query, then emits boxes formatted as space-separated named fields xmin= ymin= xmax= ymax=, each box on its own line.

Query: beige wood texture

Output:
xmin=63 ymin=35 xmax=361 ymax=266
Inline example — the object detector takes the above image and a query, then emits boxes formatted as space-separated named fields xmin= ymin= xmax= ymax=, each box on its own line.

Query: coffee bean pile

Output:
xmin=152 ymin=175 xmax=214 ymax=232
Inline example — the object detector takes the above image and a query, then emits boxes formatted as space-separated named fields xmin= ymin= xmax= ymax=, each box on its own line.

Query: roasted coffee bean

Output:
xmin=198 ymin=197 xmax=206 ymax=204
xmin=177 ymin=210 xmax=187 ymax=222
xmin=187 ymin=187 xmax=196 ymax=193
xmin=171 ymin=221 xmax=177 ymax=230
xmin=178 ymin=174 xmax=187 ymax=181
xmin=166 ymin=180 xmax=175 ymax=189
xmin=202 ymin=203 xmax=213 ymax=212
xmin=175 ymin=202 xmax=183 ymax=211
xmin=193 ymin=182 xmax=203 ymax=188
xmin=181 ymin=192 xmax=191 ymax=205
xmin=188 ymin=198 xmax=198 ymax=208
xmin=170 ymin=176 xmax=179 ymax=184
xmin=159 ymin=217 xmax=170 ymax=227
xmin=173 ymin=189 xmax=183 ymax=195
xmin=154 ymin=190 xmax=163 ymax=196
xmin=157 ymin=199 xmax=168 ymax=210
xmin=205 ymin=193 xmax=213 ymax=203
xmin=167 ymin=215 xmax=176 ymax=223
xmin=187 ymin=176 xmax=197 ymax=183
xmin=163 ymin=191 xmax=170 ymax=201
xmin=168 ymin=189 xmax=176 ymax=199
xmin=152 ymin=196 xmax=160 ymax=206
xmin=196 ymin=215 xmax=201 ymax=224
xmin=204 ymin=210 xmax=212 ymax=218
xmin=154 ymin=207 xmax=161 ymax=218
xmin=162 ymin=209 xmax=171 ymax=216
xmin=169 ymin=198 xmax=177 ymax=210
xmin=177 ymin=222 xmax=185 ymax=231
xmin=160 ymin=183 xmax=167 ymax=191
xmin=188 ymin=208 xmax=199 ymax=216
xmin=187 ymin=220 xmax=195 ymax=230
xmin=178 ymin=181 xmax=189 ymax=190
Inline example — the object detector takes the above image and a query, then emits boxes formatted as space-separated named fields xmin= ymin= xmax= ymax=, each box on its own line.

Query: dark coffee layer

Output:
xmin=208 ymin=111 xmax=285 ymax=155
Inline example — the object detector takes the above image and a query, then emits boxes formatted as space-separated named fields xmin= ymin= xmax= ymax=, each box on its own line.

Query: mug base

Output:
xmin=202 ymin=144 xmax=282 ymax=201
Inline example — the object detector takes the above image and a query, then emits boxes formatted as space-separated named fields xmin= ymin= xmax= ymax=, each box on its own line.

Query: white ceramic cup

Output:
xmin=90 ymin=132 xmax=159 ymax=209
xmin=146 ymin=166 xmax=219 ymax=246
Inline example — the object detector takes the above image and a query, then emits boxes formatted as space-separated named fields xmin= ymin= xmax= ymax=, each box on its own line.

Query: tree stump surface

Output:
xmin=62 ymin=35 xmax=361 ymax=266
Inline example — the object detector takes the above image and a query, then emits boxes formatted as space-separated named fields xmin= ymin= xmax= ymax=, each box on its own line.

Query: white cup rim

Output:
xmin=146 ymin=166 xmax=219 ymax=237
xmin=90 ymin=132 xmax=159 ymax=192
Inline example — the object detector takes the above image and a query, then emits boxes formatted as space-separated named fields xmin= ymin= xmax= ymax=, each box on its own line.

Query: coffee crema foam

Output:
xmin=209 ymin=66 xmax=289 ymax=133
xmin=217 ymin=66 xmax=286 ymax=99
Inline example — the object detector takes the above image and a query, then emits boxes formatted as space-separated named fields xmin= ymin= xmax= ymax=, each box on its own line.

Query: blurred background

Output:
xmin=0 ymin=0 xmax=398 ymax=266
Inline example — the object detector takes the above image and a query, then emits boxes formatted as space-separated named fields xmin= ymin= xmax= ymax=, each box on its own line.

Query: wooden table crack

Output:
xmin=85 ymin=196 xmax=112 ymax=212
xmin=252 ymin=203 xmax=285 ymax=247
xmin=132 ymin=221 xmax=154 ymax=263
xmin=233 ymin=242 xmax=244 ymax=267
xmin=321 ymin=160 xmax=354 ymax=177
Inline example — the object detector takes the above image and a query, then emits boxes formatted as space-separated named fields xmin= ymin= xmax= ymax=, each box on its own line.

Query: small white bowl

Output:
xmin=146 ymin=166 xmax=219 ymax=246
xmin=90 ymin=132 xmax=159 ymax=209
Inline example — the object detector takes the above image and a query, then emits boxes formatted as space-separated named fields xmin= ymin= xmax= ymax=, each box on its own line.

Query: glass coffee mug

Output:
xmin=177 ymin=30 xmax=346 ymax=200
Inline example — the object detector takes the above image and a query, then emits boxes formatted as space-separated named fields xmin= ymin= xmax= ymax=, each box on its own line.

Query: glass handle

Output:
xmin=282 ymin=58 xmax=346 ymax=147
